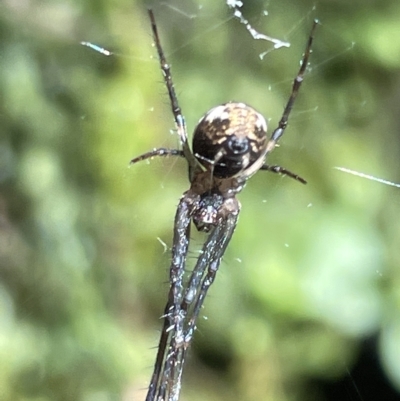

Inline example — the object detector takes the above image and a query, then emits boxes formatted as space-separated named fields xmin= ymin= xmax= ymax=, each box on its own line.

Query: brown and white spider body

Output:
xmin=185 ymin=102 xmax=267 ymax=232
xmin=130 ymin=10 xmax=317 ymax=401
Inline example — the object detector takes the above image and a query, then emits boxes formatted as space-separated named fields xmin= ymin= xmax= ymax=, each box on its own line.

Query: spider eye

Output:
xmin=192 ymin=102 xmax=268 ymax=178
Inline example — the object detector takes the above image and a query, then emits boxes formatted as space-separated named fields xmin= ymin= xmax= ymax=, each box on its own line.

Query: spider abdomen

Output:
xmin=192 ymin=102 xmax=268 ymax=178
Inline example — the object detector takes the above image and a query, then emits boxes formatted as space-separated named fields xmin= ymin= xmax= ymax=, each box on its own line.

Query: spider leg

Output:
xmin=266 ymin=19 xmax=318 ymax=154
xmin=145 ymin=304 xmax=173 ymax=401
xmin=184 ymin=212 xmax=239 ymax=345
xmin=156 ymin=214 xmax=238 ymax=401
xmin=155 ymin=211 xmax=239 ymax=401
xmin=145 ymin=195 xmax=194 ymax=401
xmin=260 ymin=164 xmax=307 ymax=184
xmin=130 ymin=148 xmax=184 ymax=165
xmin=148 ymin=10 xmax=198 ymax=177
xmin=161 ymin=224 xmax=224 ymax=401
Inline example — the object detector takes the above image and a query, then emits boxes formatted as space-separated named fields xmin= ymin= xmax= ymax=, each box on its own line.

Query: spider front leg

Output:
xmin=145 ymin=193 xmax=195 ymax=401
xmin=158 ymin=225 xmax=227 ymax=401
xmin=157 ymin=200 xmax=240 ymax=401
xmin=145 ymin=302 xmax=173 ymax=401
xmin=184 ymin=208 xmax=239 ymax=345
xmin=157 ymin=209 xmax=239 ymax=401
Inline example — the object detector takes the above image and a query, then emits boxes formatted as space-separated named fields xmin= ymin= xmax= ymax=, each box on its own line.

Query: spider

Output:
xmin=131 ymin=10 xmax=317 ymax=401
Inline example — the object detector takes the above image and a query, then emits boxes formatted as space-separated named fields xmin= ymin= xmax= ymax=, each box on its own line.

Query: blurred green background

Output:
xmin=1 ymin=0 xmax=400 ymax=400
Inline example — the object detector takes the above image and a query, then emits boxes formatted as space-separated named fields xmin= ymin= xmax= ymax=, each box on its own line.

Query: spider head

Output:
xmin=192 ymin=193 xmax=224 ymax=232
xmin=192 ymin=102 xmax=268 ymax=179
